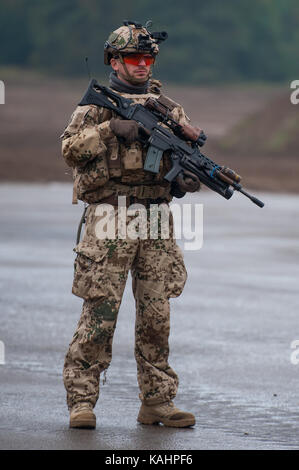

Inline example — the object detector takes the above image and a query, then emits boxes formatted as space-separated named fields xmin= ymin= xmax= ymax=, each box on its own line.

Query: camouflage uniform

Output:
xmin=62 ymin=26 xmax=191 ymax=412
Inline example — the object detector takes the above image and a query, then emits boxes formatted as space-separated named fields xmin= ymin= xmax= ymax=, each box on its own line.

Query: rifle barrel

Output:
xmin=238 ymin=187 xmax=265 ymax=208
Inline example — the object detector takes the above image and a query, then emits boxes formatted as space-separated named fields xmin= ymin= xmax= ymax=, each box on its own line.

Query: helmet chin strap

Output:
xmin=118 ymin=55 xmax=152 ymax=85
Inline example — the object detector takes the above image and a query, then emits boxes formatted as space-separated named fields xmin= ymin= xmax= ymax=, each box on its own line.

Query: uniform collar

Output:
xmin=109 ymin=71 xmax=149 ymax=95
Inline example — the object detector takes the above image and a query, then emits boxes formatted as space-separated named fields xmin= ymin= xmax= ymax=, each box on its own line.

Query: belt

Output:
xmin=99 ymin=194 xmax=168 ymax=209
xmin=75 ymin=196 xmax=168 ymax=245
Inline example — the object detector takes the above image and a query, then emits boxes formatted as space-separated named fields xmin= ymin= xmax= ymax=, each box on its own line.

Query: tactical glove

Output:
xmin=170 ymin=180 xmax=186 ymax=198
xmin=109 ymin=118 xmax=139 ymax=144
xmin=176 ymin=170 xmax=201 ymax=193
xmin=195 ymin=128 xmax=207 ymax=147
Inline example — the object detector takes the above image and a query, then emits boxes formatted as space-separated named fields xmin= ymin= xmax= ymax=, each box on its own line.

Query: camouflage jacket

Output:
xmin=61 ymin=79 xmax=191 ymax=204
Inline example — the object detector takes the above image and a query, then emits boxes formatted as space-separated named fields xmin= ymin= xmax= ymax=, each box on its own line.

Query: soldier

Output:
xmin=61 ymin=21 xmax=201 ymax=429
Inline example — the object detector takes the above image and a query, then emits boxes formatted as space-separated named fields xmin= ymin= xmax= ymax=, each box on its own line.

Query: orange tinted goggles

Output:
xmin=123 ymin=54 xmax=155 ymax=66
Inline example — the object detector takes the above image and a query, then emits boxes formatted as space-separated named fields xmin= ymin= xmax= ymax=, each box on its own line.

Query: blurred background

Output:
xmin=0 ymin=0 xmax=298 ymax=191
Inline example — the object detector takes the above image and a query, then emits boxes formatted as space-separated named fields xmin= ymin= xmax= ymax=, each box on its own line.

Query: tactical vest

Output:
xmin=68 ymin=81 xmax=185 ymax=204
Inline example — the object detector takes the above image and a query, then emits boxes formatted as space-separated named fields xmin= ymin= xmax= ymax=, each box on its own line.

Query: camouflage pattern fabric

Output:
xmin=63 ymin=204 xmax=187 ymax=409
xmin=104 ymin=24 xmax=160 ymax=65
xmin=106 ymin=24 xmax=159 ymax=55
xmin=62 ymin=79 xmax=190 ymax=411
xmin=60 ymin=81 xmax=191 ymax=205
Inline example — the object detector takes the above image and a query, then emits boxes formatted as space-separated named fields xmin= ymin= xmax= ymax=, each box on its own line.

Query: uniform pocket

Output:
xmin=165 ymin=244 xmax=187 ymax=298
xmin=72 ymin=252 xmax=107 ymax=300
xmin=77 ymin=155 xmax=110 ymax=195
xmin=106 ymin=141 xmax=122 ymax=178
xmin=72 ymin=241 xmax=128 ymax=300
xmin=122 ymin=142 xmax=143 ymax=170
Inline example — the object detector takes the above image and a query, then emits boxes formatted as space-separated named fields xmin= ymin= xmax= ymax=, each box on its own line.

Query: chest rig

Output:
xmin=103 ymin=90 xmax=179 ymax=185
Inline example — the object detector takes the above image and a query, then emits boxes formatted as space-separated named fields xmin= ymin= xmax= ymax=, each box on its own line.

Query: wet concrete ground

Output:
xmin=0 ymin=183 xmax=299 ymax=450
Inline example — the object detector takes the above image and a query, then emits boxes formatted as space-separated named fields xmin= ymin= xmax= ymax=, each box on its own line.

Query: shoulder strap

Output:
xmin=148 ymin=78 xmax=162 ymax=95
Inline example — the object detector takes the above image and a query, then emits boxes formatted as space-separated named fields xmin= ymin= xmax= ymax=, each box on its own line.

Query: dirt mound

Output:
xmin=0 ymin=73 xmax=295 ymax=192
xmin=0 ymin=77 xmax=88 ymax=184
xmin=218 ymin=92 xmax=298 ymax=156
xmin=210 ymin=92 xmax=299 ymax=192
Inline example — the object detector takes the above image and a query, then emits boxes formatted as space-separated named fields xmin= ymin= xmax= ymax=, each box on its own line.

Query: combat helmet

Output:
xmin=104 ymin=20 xmax=168 ymax=65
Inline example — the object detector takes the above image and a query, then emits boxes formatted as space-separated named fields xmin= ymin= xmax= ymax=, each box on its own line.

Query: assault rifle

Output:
xmin=78 ymin=79 xmax=264 ymax=208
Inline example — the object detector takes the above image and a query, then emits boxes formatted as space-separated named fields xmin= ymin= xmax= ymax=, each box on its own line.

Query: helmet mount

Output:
xmin=104 ymin=20 xmax=168 ymax=65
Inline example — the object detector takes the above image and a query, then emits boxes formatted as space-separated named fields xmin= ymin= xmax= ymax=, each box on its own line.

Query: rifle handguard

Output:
xmin=144 ymin=97 xmax=207 ymax=145
xmin=180 ymin=124 xmax=207 ymax=146
xmin=217 ymin=167 xmax=242 ymax=185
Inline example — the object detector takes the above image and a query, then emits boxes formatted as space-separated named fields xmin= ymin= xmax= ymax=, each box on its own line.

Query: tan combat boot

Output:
xmin=137 ymin=401 xmax=195 ymax=428
xmin=69 ymin=402 xmax=96 ymax=429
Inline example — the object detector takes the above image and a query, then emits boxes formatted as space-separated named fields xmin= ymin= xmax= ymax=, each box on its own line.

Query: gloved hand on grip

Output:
xmin=196 ymin=128 xmax=207 ymax=147
xmin=110 ymin=118 xmax=139 ymax=144
xmin=176 ymin=170 xmax=201 ymax=193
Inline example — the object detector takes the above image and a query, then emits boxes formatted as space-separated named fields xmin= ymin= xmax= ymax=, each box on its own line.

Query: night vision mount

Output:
xmin=106 ymin=20 xmax=168 ymax=54
xmin=124 ymin=20 xmax=168 ymax=43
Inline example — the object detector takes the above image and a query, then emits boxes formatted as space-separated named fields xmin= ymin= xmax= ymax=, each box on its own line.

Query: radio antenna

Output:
xmin=85 ymin=57 xmax=91 ymax=80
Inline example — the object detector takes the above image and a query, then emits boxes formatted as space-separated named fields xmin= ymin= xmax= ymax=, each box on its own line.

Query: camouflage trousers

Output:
xmin=63 ymin=202 xmax=187 ymax=410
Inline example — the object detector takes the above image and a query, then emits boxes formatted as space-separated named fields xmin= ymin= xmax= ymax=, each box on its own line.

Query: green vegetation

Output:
xmin=0 ymin=0 xmax=299 ymax=84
